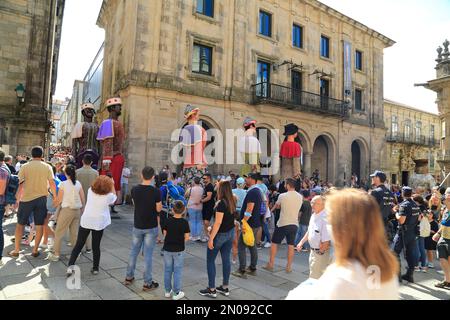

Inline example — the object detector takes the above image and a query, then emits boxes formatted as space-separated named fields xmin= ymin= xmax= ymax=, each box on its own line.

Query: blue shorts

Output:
xmin=17 ymin=197 xmax=47 ymax=226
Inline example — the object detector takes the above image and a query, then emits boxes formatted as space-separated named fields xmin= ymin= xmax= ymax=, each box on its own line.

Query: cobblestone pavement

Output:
xmin=0 ymin=206 xmax=449 ymax=300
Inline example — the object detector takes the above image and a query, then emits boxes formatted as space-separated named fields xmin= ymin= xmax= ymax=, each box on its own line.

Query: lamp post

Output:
xmin=14 ymin=83 xmax=26 ymax=116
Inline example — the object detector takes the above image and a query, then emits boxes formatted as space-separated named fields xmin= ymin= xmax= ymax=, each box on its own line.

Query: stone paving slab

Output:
xmin=0 ymin=256 xmax=34 ymax=277
xmin=0 ymin=271 xmax=50 ymax=299
xmin=43 ymin=276 xmax=101 ymax=300
xmin=6 ymin=290 xmax=57 ymax=300
xmin=84 ymin=277 xmax=140 ymax=300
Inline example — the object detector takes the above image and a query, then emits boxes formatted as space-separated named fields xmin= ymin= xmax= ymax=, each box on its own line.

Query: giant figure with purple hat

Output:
xmin=71 ymin=102 xmax=100 ymax=169
xmin=97 ymin=97 xmax=125 ymax=210
xmin=238 ymin=116 xmax=261 ymax=177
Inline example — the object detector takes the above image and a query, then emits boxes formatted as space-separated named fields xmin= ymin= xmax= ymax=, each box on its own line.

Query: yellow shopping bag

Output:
xmin=242 ymin=220 xmax=255 ymax=247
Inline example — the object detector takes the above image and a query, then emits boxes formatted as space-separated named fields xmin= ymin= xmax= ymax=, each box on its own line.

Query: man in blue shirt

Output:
xmin=232 ymin=173 xmax=262 ymax=279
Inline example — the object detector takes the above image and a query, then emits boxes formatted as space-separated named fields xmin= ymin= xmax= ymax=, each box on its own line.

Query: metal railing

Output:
xmin=386 ymin=132 xmax=441 ymax=147
xmin=251 ymin=82 xmax=349 ymax=117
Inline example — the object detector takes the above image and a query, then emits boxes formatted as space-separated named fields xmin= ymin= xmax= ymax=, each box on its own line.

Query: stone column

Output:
xmin=303 ymin=152 xmax=312 ymax=178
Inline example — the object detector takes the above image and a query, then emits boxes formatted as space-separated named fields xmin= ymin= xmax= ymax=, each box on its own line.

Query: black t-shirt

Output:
xmin=202 ymin=183 xmax=215 ymax=214
xmin=299 ymin=200 xmax=312 ymax=225
xmin=399 ymin=199 xmax=420 ymax=229
xmin=131 ymin=184 xmax=161 ymax=230
xmin=215 ymin=200 xmax=235 ymax=233
xmin=163 ymin=217 xmax=190 ymax=252
xmin=240 ymin=187 xmax=262 ymax=228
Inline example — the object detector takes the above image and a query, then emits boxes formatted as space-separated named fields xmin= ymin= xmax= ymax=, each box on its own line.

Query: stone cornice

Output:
xmin=96 ymin=0 xmax=109 ymax=29
xmin=311 ymin=0 xmax=395 ymax=47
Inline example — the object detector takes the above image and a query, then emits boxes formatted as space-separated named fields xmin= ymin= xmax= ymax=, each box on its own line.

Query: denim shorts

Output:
xmin=18 ymin=196 xmax=47 ymax=226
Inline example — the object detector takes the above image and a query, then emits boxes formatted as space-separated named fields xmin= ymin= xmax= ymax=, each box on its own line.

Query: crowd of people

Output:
xmin=1 ymin=145 xmax=450 ymax=300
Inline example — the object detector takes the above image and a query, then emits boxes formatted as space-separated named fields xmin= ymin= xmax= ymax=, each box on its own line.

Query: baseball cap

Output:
xmin=236 ymin=177 xmax=245 ymax=185
xmin=244 ymin=173 xmax=259 ymax=181
xmin=370 ymin=170 xmax=386 ymax=182
xmin=402 ymin=186 xmax=413 ymax=193
xmin=311 ymin=187 xmax=322 ymax=194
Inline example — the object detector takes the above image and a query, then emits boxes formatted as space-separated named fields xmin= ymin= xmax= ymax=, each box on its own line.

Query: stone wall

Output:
xmin=0 ymin=0 xmax=64 ymax=157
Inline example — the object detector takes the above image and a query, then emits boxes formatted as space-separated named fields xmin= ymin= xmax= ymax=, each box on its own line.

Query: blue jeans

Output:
xmin=262 ymin=220 xmax=271 ymax=243
xmin=295 ymin=224 xmax=310 ymax=250
xmin=188 ymin=208 xmax=203 ymax=239
xmin=164 ymin=251 xmax=184 ymax=294
xmin=0 ymin=204 xmax=4 ymax=259
xmin=126 ymin=227 xmax=158 ymax=285
xmin=207 ymin=228 xmax=234 ymax=289
xmin=416 ymin=236 xmax=427 ymax=267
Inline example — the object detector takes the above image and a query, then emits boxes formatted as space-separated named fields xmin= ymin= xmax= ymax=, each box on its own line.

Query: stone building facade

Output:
xmin=420 ymin=39 xmax=450 ymax=187
xmin=0 ymin=0 xmax=65 ymax=157
xmin=97 ymin=0 xmax=394 ymax=186
xmin=382 ymin=99 xmax=441 ymax=187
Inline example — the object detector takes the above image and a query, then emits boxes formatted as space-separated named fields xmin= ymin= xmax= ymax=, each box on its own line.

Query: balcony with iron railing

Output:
xmin=251 ymin=82 xmax=349 ymax=117
xmin=386 ymin=131 xmax=441 ymax=147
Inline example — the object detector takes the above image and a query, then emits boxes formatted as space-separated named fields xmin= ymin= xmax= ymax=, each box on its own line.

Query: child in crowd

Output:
xmin=162 ymin=201 xmax=190 ymax=300
xmin=425 ymin=209 xmax=439 ymax=269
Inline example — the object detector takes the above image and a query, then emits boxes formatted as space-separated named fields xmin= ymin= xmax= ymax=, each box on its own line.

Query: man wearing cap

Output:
xmin=232 ymin=177 xmax=247 ymax=264
xmin=280 ymin=123 xmax=302 ymax=180
xmin=393 ymin=186 xmax=420 ymax=283
xmin=370 ymin=170 xmax=395 ymax=241
xmin=97 ymin=97 xmax=126 ymax=208
xmin=238 ymin=117 xmax=261 ymax=177
xmin=179 ymin=105 xmax=207 ymax=185
xmin=71 ymin=103 xmax=100 ymax=169
xmin=232 ymin=173 xmax=262 ymax=278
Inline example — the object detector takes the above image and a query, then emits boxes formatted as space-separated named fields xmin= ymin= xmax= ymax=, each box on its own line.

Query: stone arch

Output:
xmin=351 ymin=137 xmax=369 ymax=183
xmin=311 ymin=133 xmax=337 ymax=183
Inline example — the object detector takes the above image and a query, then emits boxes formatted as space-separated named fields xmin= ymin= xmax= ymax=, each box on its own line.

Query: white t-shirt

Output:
xmin=60 ymin=180 xmax=83 ymax=209
xmin=286 ymin=260 xmax=399 ymax=300
xmin=81 ymin=189 xmax=117 ymax=231
xmin=308 ymin=210 xmax=332 ymax=249
xmin=276 ymin=191 xmax=303 ymax=227
xmin=121 ymin=167 xmax=131 ymax=185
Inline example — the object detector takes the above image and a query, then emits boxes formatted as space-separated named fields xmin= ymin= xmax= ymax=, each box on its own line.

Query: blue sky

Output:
xmin=55 ymin=0 xmax=450 ymax=113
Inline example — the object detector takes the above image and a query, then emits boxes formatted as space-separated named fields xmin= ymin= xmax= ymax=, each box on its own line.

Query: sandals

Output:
xmin=124 ymin=277 xmax=135 ymax=286
xmin=8 ymin=250 xmax=19 ymax=258
xmin=435 ymin=281 xmax=450 ymax=289
xmin=143 ymin=281 xmax=159 ymax=291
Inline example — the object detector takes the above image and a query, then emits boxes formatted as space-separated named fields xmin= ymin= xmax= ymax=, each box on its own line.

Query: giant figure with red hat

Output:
xmin=280 ymin=123 xmax=302 ymax=180
xmin=71 ymin=102 xmax=100 ymax=169
xmin=97 ymin=97 xmax=125 ymax=205
xmin=179 ymin=104 xmax=208 ymax=184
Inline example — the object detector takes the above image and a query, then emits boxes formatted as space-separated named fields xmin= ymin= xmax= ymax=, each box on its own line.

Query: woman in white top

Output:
xmin=48 ymin=165 xmax=85 ymax=262
xmin=287 ymin=188 xmax=399 ymax=300
xmin=68 ymin=175 xmax=116 ymax=275
xmin=186 ymin=177 xmax=204 ymax=241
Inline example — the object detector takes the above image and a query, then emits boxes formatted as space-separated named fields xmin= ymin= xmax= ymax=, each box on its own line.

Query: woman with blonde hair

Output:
xmin=287 ymin=188 xmax=399 ymax=300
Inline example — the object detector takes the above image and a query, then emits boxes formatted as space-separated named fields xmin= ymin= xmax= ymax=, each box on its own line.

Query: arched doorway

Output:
xmin=351 ymin=141 xmax=361 ymax=182
xmin=312 ymin=136 xmax=330 ymax=182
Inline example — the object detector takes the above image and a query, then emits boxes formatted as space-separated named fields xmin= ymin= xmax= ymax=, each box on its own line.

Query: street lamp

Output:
xmin=15 ymin=83 xmax=25 ymax=103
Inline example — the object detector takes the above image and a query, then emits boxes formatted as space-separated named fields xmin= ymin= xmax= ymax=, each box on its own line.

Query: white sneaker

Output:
xmin=201 ymin=237 xmax=208 ymax=243
xmin=40 ymin=244 xmax=48 ymax=249
xmin=47 ymin=253 xmax=60 ymax=262
xmin=172 ymin=291 xmax=185 ymax=300
xmin=264 ymin=242 xmax=272 ymax=248
xmin=164 ymin=290 xmax=173 ymax=298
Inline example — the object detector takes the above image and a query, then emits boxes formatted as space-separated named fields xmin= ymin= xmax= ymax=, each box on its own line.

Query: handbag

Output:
xmin=242 ymin=220 xmax=255 ymax=246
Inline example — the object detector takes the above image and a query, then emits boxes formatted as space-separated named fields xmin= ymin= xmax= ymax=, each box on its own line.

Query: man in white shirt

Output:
xmin=121 ymin=165 xmax=131 ymax=205
xmin=264 ymin=178 xmax=303 ymax=273
xmin=296 ymin=195 xmax=331 ymax=279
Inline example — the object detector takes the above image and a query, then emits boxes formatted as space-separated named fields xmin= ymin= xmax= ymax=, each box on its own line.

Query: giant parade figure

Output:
xmin=97 ymin=97 xmax=125 ymax=214
xmin=179 ymin=104 xmax=208 ymax=184
xmin=280 ymin=123 xmax=302 ymax=180
xmin=238 ymin=117 xmax=262 ymax=177
xmin=71 ymin=102 xmax=100 ymax=169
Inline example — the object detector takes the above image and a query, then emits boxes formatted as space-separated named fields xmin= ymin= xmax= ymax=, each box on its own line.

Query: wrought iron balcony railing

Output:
xmin=386 ymin=132 xmax=441 ymax=147
xmin=251 ymin=82 xmax=349 ymax=117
